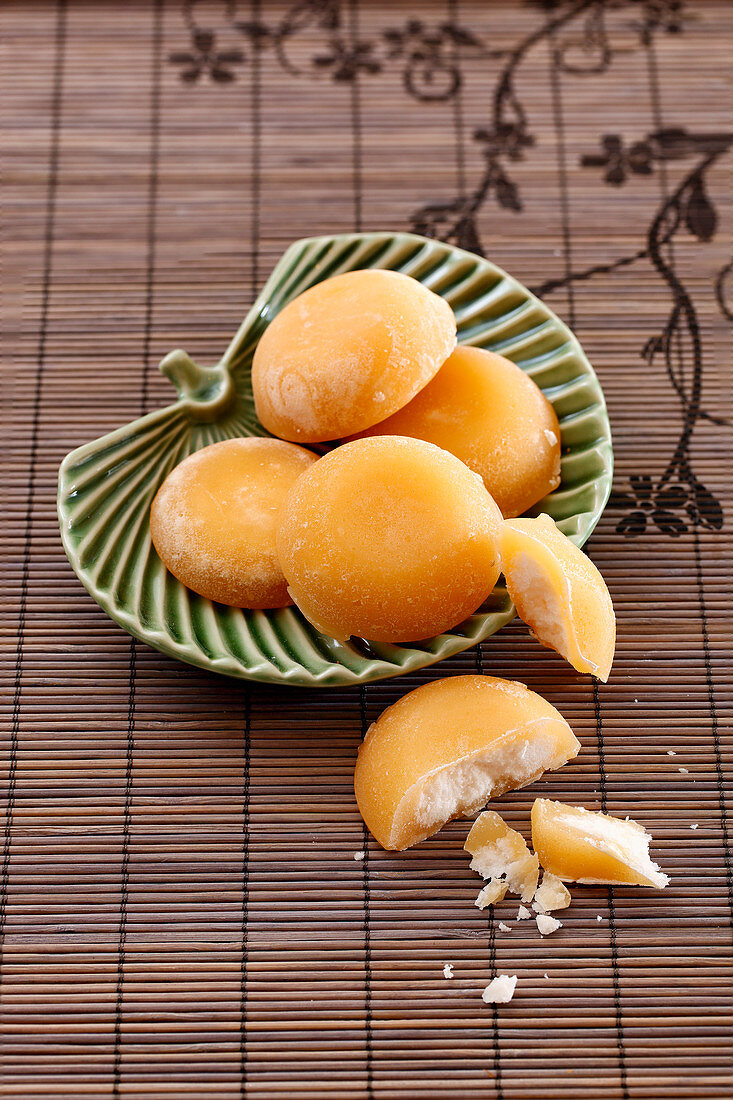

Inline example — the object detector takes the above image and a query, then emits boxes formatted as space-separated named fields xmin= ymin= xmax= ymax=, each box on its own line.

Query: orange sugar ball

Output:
xmin=350 ymin=345 xmax=561 ymax=518
xmin=276 ymin=435 xmax=503 ymax=642
xmin=150 ymin=437 xmax=317 ymax=609
xmin=252 ymin=269 xmax=457 ymax=443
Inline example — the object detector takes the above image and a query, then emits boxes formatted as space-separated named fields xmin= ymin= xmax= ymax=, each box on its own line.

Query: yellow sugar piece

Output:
xmin=475 ymin=878 xmax=509 ymax=910
xmin=354 ymin=675 xmax=580 ymax=851
xmin=150 ymin=437 xmax=317 ymax=609
xmin=533 ymin=871 xmax=571 ymax=913
xmin=277 ymin=436 xmax=503 ymax=643
xmin=350 ymin=346 xmax=561 ymax=518
xmin=252 ymin=269 xmax=456 ymax=442
xmin=531 ymin=799 xmax=669 ymax=888
xmin=499 ymin=513 xmax=616 ymax=681
xmin=465 ymin=811 xmax=539 ymax=902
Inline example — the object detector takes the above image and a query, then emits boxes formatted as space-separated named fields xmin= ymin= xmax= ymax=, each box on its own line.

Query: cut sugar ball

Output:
xmin=465 ymin=810 xmax=540 ymax=902
xmin=536 ymin=914 xmax=562 ymax=936
xmin=517 ymin=905 xmax=532 ymax=920
xmin=482 ymin=975 xmax=517 ymax=1004
xmin=354 ymin=675 xmax=580 ymax=851
xmin=252 ymin=269 xmax=456 ymax=442
xmin=476 ymin=879 xmax=508 ymax=910
xmin=150 ymin=437 xmax=317 ymax=609
xmin=498 ymin=922 xmax=512 ymax=933
xmin=349 ymin=345 xmax=561 ymax=519
xmin=443 ymin=963 xmax=454 ymax=980
xmin=531 ymin=799 xmax=670 ymax=888
xmin=533 ymin=872 xmax=571 ymax=913
xmin=499 ymin=514 xmax=616 ymax=682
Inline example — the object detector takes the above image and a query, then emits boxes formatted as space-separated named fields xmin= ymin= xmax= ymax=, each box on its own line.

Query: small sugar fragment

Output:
xmin=498 ymin=922 xmax=512 ymax=933
xmin=443 ymin=963 xmax=454 ymax=980
xmin=533 ymin=871 xmax=571 ymax=914
xmin=475 ymin=878 xmax=508 ymax=910
xmin=482 ymin=974 xmax=517 ymax=1004
xmin=690 ymin=823 xmax=699 ymax=830
xmin=543 ymin=973 xmax=549 ymax=980
xmin=353 ymin=850 xmax=365 ymax=861
xmin=596 ymin=915 xmax=603 ymax=923
xmin=517 ymin=905 xmax=532 ymax=920
xmin=536 ymin=914 xmax=562 ymax=936
xmin=667 ymin=750 xmax=676 ymax=756
xmin=679 ymin=767 xmax=689 ymax=774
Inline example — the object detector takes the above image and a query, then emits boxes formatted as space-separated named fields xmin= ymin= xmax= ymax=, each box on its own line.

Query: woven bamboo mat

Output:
xmin=3 ymin=1 xmax=733 ymax=1097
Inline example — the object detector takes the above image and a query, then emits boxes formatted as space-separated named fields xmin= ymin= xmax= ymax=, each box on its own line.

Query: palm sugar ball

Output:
xmin=150 ymin=437 xmax=317 ymax=608
xmin=350 ymin=345 xmax=561 ymax=518
xmin=276 ymin=435 xmax=503 ymax=642
xmin=252 ymin=269 xmax=457 ymax=443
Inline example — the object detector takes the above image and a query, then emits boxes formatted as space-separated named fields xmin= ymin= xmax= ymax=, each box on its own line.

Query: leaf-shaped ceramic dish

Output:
xmin=58 ymin=232 xmax=612 ymax=687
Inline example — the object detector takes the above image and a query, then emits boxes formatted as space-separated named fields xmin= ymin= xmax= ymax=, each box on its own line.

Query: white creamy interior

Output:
xmin=511 ymin=551 xmax=572 ymax=661
xmin=393 ymin=721 xmax=570 ymax=848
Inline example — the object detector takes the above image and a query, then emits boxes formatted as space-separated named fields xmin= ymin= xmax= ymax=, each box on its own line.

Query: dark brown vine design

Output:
xmin=169 ymin=0 xmax=729 ymax=538
xmin=169 ymin=0 xmax=499 ymax=99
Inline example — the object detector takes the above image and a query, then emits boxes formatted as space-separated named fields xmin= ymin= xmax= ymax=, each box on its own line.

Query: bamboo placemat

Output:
xmin=3 ymin=1 xmax=732 ymax=1097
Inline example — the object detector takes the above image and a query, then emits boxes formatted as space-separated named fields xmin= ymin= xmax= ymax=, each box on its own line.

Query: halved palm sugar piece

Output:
xmin=150 ymin=437 xmax=317 ymax=608
xmin=277 ymin=436 xmax=503 ymax=642
xmin=531 ymin=799 xmax=669 ymax=888
xmin=350 ymin=346 xmax=561 ymax=518
xmin=499 ymin=513 xmax=616 ymax=681
xmin=252 ymin=269 xmax=457 ymax=442
xmin=465 ymin=811 xmax=539 ymax=902
xmin=353 ymin=675 xmax=580 ymax=851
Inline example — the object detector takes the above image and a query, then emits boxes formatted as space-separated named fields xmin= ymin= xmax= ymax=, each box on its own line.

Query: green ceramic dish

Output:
xmin=58 ymin=232 xmax=612 ymax=687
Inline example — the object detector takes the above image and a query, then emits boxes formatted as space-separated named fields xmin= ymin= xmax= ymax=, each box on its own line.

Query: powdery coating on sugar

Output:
xmin=252 ymin=269 xmax=457 ymax=443
xmin=350 ymin=346 xmax=561 ymax=518
xmin=277 ymin=436 xmax=503 ymax=643
xmin=150 ymin=437 xmax=317 ymax=608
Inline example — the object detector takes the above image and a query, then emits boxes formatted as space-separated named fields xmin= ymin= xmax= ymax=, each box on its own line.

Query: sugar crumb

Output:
xmin=679 ymin=767 xmax=689 ymax=774
xmin=443 ymin=963 xmax=454 ymax=980
xmin=667 ymin=750 xmax=676 ymax=756
xmin=536 ymin=914 xmax=562 ymax=936
xmin=482 ymin=974 xmax=517 ymax=1004
xmin=499 ymin=922 xmax=512 ymax=933
xmin=353 ymin=850 xmax=365 ymax=861
xmin=596 ymin=915 xmax=603 ymax=923
xmin=690 ymin=823 xmax=699 ymax=830
xmin=543 ymin=973 xmax=549 ymax=980
xmin=517 ymin=905 xmax=532 ymax=920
